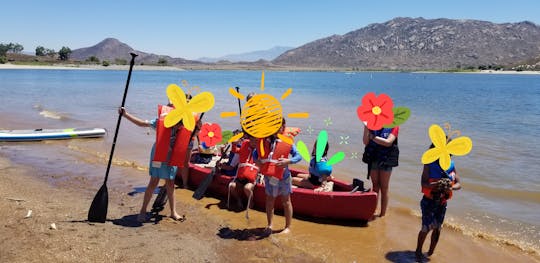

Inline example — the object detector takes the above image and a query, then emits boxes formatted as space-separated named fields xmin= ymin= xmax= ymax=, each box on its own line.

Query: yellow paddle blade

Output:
xmin=421 ymin=147 xmax=442 ymax=165
xmin=438 ymin=153 xmax=452 ymax=171
xmin=188 ymin=91 xmax=215 ymax=113
xmin=447 ymin=136 xmax=473 ymax=156
xmin=428 ymin=124 xmax=447 ymax=149
xmin=166 ymin=84 xmax=187 ymax=108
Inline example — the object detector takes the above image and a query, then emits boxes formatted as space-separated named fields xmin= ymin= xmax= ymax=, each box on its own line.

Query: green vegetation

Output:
xmin=86 ymin=56 xmax=100 ymax=63
xmin=58 ymin=46 xmax=72 ymax=61
xmin=158 ymin=57 xmax=168 ymax=65
xmin=102 ymin=60 xmax=110 ymax=67
xmin=114 ymin=58 xmax=127 ymax=65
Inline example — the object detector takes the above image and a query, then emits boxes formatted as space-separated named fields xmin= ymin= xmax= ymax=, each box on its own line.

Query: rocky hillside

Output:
xmin=273 ymin=17 xmax=540 ymax=70
xmin=70 ymin=38 xmax=200 ymax=65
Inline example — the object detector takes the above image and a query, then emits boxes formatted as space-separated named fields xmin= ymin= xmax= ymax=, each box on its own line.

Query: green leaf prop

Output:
xmin=296 ymin=140 xmax=311 ymax=163
xmin=219 ymin=130 xmax=233 ymax=145
xmin=316 ymin=130 xmax=328 ymax=162
xmin=327 ymin=151 xmax=345 ymax=166
xmin=384 ymin=107 xmax=411 ymax=128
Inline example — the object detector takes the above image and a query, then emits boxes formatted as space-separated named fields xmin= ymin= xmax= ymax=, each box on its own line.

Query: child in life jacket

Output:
xmin=257 ymin=118 xmax=302 ymax=235
xmin=226 ymin=133 xmax=259 ymax=209
xmin=119 ymin=103 xmax=189 ymax=223
xmin=218 ymin=129 xmax=243 ymax=176
xmin=292 ymin=141 xmax=334 ymax=192
xmin=415 ymin=143 xmax=461 ymax=262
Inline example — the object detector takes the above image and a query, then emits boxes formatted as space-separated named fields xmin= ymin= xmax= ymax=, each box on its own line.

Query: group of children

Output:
xmin=119 ymin=98 xmax=462 ymax=259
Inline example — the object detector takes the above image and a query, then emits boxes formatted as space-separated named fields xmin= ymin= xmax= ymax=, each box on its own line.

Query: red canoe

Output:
xmin=185 ymin=164 xmax=378 ymax=222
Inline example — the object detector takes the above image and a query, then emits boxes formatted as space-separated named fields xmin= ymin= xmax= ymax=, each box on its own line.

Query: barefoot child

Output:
xmin=415 ymin=152 xmax=461 ymax=261
xmin=257 ymin=118 xmax=302 ymax=234
xmin=120 ymin=105 xmax=191 ymax=222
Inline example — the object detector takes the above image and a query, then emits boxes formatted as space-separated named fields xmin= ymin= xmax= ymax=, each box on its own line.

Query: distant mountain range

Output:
xmin=273 ymin=17 xmax=540 ymax=70
xmin=70 ymin=17 xmax=540 ymax=70
xmin=70 ymin=38 xmax=201 ymax=65
xmin=197 ymin=46 xmax=294 ymax=63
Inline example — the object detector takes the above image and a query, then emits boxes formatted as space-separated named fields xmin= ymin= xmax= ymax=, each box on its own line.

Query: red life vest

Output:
xmin=259 ymin=138 xmax=292 ymax=180
xmin=236 ymin=140 xmax=258 ymax=182
xmin=152 ymin=105 xmax=193 ymax=168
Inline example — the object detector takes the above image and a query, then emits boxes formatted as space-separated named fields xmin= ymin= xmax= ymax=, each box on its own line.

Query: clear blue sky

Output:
xmin=2 ymin=0 xmax=539 ymax=59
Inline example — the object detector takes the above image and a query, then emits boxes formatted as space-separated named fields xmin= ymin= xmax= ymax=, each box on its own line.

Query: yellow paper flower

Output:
xmin=164 ymin=84 xmax=215 ymax=130
xmin=421 ymin=124 xmax=473 ymax=170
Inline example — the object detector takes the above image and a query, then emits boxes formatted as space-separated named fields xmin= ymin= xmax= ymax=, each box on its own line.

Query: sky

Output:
xmin=2 ymin=0 xmax=539 ymax=60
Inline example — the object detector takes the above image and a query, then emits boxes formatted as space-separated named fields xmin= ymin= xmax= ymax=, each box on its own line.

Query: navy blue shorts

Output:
xmin=420 ymin=196 xmax=447 ymax=232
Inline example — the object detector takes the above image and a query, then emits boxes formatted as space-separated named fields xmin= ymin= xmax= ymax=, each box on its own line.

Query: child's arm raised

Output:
xmin=119 ymin=107 xmax=151 ymax=127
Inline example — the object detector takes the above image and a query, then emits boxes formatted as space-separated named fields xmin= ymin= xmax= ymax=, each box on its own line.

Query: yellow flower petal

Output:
xmin=447 ymin=136 xmax=473 ymax=156
xmin=428 ymin=124 xmax=447 ymax=149
xmin=181 ymin=111 xmax=195 ymax=131
xmin=421 ymin=147 xmax=442 ymax=164
xmin=164 ymin=109 xmax=183 ymax=128
xmin=438 ymin=153 xmax=452 ymax=171
xmin=166 ymin=84 xmax=187 ymax=108
xmin=188 ymin=92 xmax=215 ymax=113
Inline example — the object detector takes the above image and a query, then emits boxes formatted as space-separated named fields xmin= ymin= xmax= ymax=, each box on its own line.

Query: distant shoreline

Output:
xmin=1 ymin=63 xmax=539 ymax=74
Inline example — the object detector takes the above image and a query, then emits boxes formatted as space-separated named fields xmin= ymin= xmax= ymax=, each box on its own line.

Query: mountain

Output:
xmin=70 ymin=38 xmax=199 ymax=65
xmin=272 ymin=17 xmax=540 ymax=70
xmin=197 ymin=46 xmax=294 ymax=63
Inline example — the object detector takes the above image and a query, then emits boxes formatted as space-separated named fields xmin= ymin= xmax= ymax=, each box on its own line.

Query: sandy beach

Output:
xmin=1 ymin=139 xmax=538 ymax=263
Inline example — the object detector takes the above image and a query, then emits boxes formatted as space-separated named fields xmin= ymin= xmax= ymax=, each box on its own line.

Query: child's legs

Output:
xmin=164 ymin=179 xmax=180 ymax=218
xmin=416 ymin=229 xmax=429 ymax=254
xmin=370 ymin=169 xmax=381 ymax=211
xmin=265 ymin=194 xmax=276 ymax=229
xmin=140 ymin=176 xmax=160 ymax=214
xmin=281 ymin=194 xmax=293 ymax=230
xmin=244 ymin=182 xmax=255 ymax=208
xmin=428 ymin=228 xmax=441 ymax=255
xmin=378 ymin=169 xmax=392 ymax=216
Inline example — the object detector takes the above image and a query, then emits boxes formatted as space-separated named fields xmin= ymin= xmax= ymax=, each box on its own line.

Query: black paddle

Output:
xmin=235 ymin=86 xmax=242 ymax=115
xmin=192 ymin=87 xmax=242 ymax=200
xmin=88 ymin=52 xmax=138 ymax=223
xmin=192 ymin=144 xmax=231 ymax=200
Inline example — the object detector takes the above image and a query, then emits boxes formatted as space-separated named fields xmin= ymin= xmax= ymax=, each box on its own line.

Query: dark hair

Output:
xmin=246 ymin=92 xmax=256 ymax=101
xmin=312 ymin=140 xmax=329 ymax=157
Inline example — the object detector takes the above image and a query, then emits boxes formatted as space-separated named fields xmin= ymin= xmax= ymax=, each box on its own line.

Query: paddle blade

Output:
xmin=88 ymin=184 xmax=108 ymax=223
xmin=193 ymin=167 xmax=217 ymax=200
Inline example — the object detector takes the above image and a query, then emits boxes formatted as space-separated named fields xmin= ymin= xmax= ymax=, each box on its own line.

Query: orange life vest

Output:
xmin=152 ymin=105 xmax=193 ymax=168
xmin=236 ymin=140 xmax=258 ymax=182
xmin=259 ymin=138 xmax=292 ymax=180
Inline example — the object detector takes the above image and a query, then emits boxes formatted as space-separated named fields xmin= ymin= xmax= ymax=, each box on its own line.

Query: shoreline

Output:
xmin=2 ymin=62 xmax=540 ymax=74
xmin=1 ymin=140 xmax=539 ymax=262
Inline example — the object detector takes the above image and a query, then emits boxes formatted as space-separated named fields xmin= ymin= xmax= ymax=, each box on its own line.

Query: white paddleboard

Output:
xmin=0 ymin=128 xmax=106 ymax=141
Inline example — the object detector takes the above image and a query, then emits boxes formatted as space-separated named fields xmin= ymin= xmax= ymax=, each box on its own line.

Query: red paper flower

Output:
xmin=199 ymin=123 xmax=222 ymax=147
xmin=356 ymin=92 xmax=394 ymax=130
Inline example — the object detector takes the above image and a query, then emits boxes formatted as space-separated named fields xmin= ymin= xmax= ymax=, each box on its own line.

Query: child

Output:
xmin=119 ymin=104 xmax=192 ymax=222
xmin=292 ymin=141 xmax=334 ymax=192
xmin=257 ymin=118 xmax=302 ymax=235
xmin=415 ymin=147 xmax=461 ymax=261
xmin=225 ymin=133 xmax=259 ymax=209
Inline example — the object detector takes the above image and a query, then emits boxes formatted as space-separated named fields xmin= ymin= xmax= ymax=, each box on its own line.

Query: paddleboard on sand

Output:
xmin=0 ymin=128 xmax=106 ymax=142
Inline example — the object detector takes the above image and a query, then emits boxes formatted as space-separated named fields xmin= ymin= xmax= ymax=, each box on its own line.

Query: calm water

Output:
xmin=1 ymin=69 xmax=539 ymax=252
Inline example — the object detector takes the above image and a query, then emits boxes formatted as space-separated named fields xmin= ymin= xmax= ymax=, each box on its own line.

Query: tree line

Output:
xmin=0 ymin=42 xmax=72 ymax=63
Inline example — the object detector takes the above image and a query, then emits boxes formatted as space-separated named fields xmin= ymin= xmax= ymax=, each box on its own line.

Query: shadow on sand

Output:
xmin=385 ymin=250 xmax=430 ymax=263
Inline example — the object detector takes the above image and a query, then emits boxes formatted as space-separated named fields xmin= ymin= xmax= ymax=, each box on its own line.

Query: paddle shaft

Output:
xmin=103 ymin=52 xmax=138 ymax=185
xmin=235 ymin=87 xmax=241 ymax=115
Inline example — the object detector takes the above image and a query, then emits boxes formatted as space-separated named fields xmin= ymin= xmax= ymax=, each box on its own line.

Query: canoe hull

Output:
xmin=186 ymin=164 xmax=377 ymax=221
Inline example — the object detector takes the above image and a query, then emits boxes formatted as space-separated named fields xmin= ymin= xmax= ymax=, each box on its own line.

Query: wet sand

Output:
xmin=1 ymin=138 xmax=538 ymax=263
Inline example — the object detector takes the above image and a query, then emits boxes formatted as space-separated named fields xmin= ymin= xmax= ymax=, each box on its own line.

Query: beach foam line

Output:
xmin=67 ymin=144 xmax=148 ymax=171
xmin=404 ymin=207 xmax=539 ymax=256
